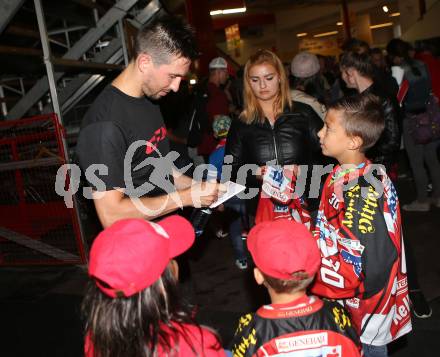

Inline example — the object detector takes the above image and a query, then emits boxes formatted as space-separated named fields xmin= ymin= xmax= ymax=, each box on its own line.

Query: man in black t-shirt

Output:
xmin=76 ymin=16 xmax=222 ymax=228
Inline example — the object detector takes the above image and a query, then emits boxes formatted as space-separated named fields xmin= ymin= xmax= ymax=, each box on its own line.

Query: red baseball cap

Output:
xmin=247 ymin=220 xmax=320 ymax=280
xmin=89 ymin=215 xmax=195 ymax=298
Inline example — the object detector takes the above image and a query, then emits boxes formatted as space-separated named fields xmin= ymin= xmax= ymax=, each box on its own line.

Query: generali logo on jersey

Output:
xmin=275 ymin=332 xmax=328 ymax=352
xmin=146 ymin=127 xmax=167 ymax=155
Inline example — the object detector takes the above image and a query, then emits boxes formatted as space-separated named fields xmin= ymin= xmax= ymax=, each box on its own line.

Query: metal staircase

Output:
xmin=6 ymin=0 xmax=162 ymax=121
xmin=46 ymin=0 xmax=161 ymax=120
xmin=0 ymin=0 xmax=26 ymax=35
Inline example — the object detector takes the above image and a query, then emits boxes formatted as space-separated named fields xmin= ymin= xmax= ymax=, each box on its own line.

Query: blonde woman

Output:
xmin=225 ymin=49 xmax=322 ymax=220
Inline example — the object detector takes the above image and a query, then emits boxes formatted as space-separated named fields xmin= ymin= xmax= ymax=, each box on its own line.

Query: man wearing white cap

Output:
xmin=290 ymin=51 xmax=327 ymax=120
xmin=197 ymin=57 xmax=231 ymax=159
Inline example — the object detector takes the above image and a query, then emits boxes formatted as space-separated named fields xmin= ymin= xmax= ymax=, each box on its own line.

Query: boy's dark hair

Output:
xmin=339 ymin=51 xmax=375 ymax=78
xmin=134 ymin=15 xmax=198 ymax=65
xmin=329 ymin=93 xmax=385 ymax=152
xmin=262 ymin=271 xmax=314 ymax=294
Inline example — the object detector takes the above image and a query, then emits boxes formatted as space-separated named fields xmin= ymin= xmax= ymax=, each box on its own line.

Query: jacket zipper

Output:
xmin=272 ymin=128 xmax=279 ymax=165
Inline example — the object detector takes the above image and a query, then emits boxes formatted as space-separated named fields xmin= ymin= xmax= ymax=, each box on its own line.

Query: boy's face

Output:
xmin=318 ymin=109 xmax=355 ymax=162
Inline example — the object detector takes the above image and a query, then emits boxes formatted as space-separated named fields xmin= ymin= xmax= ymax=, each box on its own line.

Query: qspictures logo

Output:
xmin=55 ymin=142 xmax=388 ymax=217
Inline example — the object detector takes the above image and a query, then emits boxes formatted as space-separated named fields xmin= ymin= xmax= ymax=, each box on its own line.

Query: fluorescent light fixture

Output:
xmin=336 ymin=21 xmax=343 ymax=26
xmin=390 ymin=12 xmax=400 ymax=17
xmin=223 ymin=7 xmax=246 ymax=14
xmin=210 ymin=7 xmax=246 ymax=16
xmin=189 ymin=79 xmax=197 ymax=85
xmin=296 ymin=32 xmax=307 ymax=37
xmin=370 ymin=22 xmax=393 ymax=29
xmin=314 ymin=30 xmax=338 ymax=38
xmin=382 ymin=5 xmax=389 ymax=13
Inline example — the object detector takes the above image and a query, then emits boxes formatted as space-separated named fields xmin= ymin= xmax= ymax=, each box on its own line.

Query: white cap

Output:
xmin=209 ymin=57 xmax=227 ymax=69
xmin=291 ymin=52 xmax=320 ymax=78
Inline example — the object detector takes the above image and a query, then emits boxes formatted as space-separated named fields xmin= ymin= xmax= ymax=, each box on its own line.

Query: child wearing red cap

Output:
xmin=312 ymin=94 xmax=412 ymax=357
xmin=82 ymin=215 xmax=226 ymax=357
xmin=231 ymin=220 xmax=361 ymax=357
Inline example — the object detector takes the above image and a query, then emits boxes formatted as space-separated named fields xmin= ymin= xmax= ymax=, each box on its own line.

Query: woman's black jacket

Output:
xmin=224 ymin=102 xmax=324 ymax=212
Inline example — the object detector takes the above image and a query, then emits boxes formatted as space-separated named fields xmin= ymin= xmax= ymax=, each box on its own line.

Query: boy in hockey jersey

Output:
xmin=231 ymin=220 xmax=361 ymax=357
xmin=312 ymin=93 xmax=412 ymax=357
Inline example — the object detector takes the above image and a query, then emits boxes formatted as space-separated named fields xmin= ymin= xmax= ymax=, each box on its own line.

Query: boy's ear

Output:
xmin=254 ymin=268 xmax=265 ymax=285
xmin=349 ymin=135 xmax=363 ymax=151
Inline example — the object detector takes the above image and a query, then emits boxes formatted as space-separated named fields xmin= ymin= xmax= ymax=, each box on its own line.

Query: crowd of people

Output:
xmin=75 ymin=14 xmax=440 ymax=357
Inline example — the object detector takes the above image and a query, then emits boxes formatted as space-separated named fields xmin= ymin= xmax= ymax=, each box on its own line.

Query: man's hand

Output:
xmin=186 ymin=181 xmax=226 ymax=208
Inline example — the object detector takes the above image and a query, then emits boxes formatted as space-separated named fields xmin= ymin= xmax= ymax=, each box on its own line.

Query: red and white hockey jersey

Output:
xmin=311 ymin=162 xmax=412 ymax=345
xmin=256 ymin=165 xmax=312 ymax=227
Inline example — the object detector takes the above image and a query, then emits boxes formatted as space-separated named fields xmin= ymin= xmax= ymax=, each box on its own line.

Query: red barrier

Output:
xmin=0 ymin=114 xmax=86 ymax=265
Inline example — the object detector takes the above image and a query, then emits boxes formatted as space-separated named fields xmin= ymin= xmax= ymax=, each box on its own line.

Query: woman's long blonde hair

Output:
xmin=240 ymin=49 xmax=291 ymax=124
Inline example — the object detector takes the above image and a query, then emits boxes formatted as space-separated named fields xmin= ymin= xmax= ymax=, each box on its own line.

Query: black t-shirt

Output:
xmin=76 ymin=85 xmax=173 ymax=198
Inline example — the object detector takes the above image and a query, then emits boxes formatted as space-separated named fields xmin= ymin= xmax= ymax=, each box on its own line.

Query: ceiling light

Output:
xmin=382 ymin=5 xmax=389 ymax=13
xmin=189 ymin=79 xmax=197 ymax=85
xmin=296 ymin=32 xmax=307 ymax=37
xmin=336 ymin=22 xmax=343 ymax=26
xmin=389 ymin=12 xmax=400 ymax=17
xmin=314 ymin=31 xmax=338 ymax=38
xmin=370 ymin=22 xmax=393 ymax=29
xmin=210 ymin=7 xmax=246 ymax=16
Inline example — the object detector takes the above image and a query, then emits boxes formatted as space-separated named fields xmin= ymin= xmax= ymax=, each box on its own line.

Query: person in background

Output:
xmin=231 ymin=220 xmax=361 ymax=356
xmin=340 ymin=48 xmax=432 ymax=320
xmin=290 ymin=51 xmax=327 ymax=120
xmin=318 ymin=54 xmax=337 ymax=90
xmin=342 ymin=38 xmax=370 ymax=55
xmin=338 ymin=38 xmax=370 ymax=97
xmin=370 ymin=47 xmax=399 ymax=99
xmin=387 ymin=38 xmax=440 ymax=213
xmin=414 ymin=42 xmax=440 ymax=101
xmin=228 ymin=67 xmax=245 ymax=114
xmin=82 ymin=215 xmax=226 ymax=357
xmin=208 ymin=115 xmax=248 ymax=270
xmin=225 ymin=49 xmax=322 ymax=222
xmin=339 ymin=50 xmax=401 ymax=180
xmin=198 ymin=57 xmax=231 ymax=161
xmin=312 ymin=94 xmax=412 ymax=357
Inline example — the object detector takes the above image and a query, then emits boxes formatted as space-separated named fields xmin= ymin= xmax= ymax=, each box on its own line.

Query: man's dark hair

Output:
xmin=262 ymin=271 xmax=314 ymax=294
xmin=340 ymin=51 xmax=375 ymax=78
xmin=329 ymin=93 xmax=385 ymax=152
xmin=370 ymin=47 xmax=383 ymax=56
xmin=341 ymin=38 xmax=370 ymax=54
xmin=134 ymin=15 xmax=198 ymax=65
xmin=387 ymin=38 xmax=421 ymax=76
xmin=386 ymin=38 xmax=410 ymax=60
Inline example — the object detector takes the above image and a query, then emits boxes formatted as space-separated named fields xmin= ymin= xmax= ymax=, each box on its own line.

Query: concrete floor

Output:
xmin=0 ymin=174 xmax=439 ymax=356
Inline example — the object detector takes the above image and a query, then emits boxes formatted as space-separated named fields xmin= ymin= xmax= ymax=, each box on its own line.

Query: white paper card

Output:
xmin=209 ymin=181 xmax=246 ymax=208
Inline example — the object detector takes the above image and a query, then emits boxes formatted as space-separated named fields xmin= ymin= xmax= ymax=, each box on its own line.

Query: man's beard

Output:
xmin=142 ymin=84 xmax=167 ymax=100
